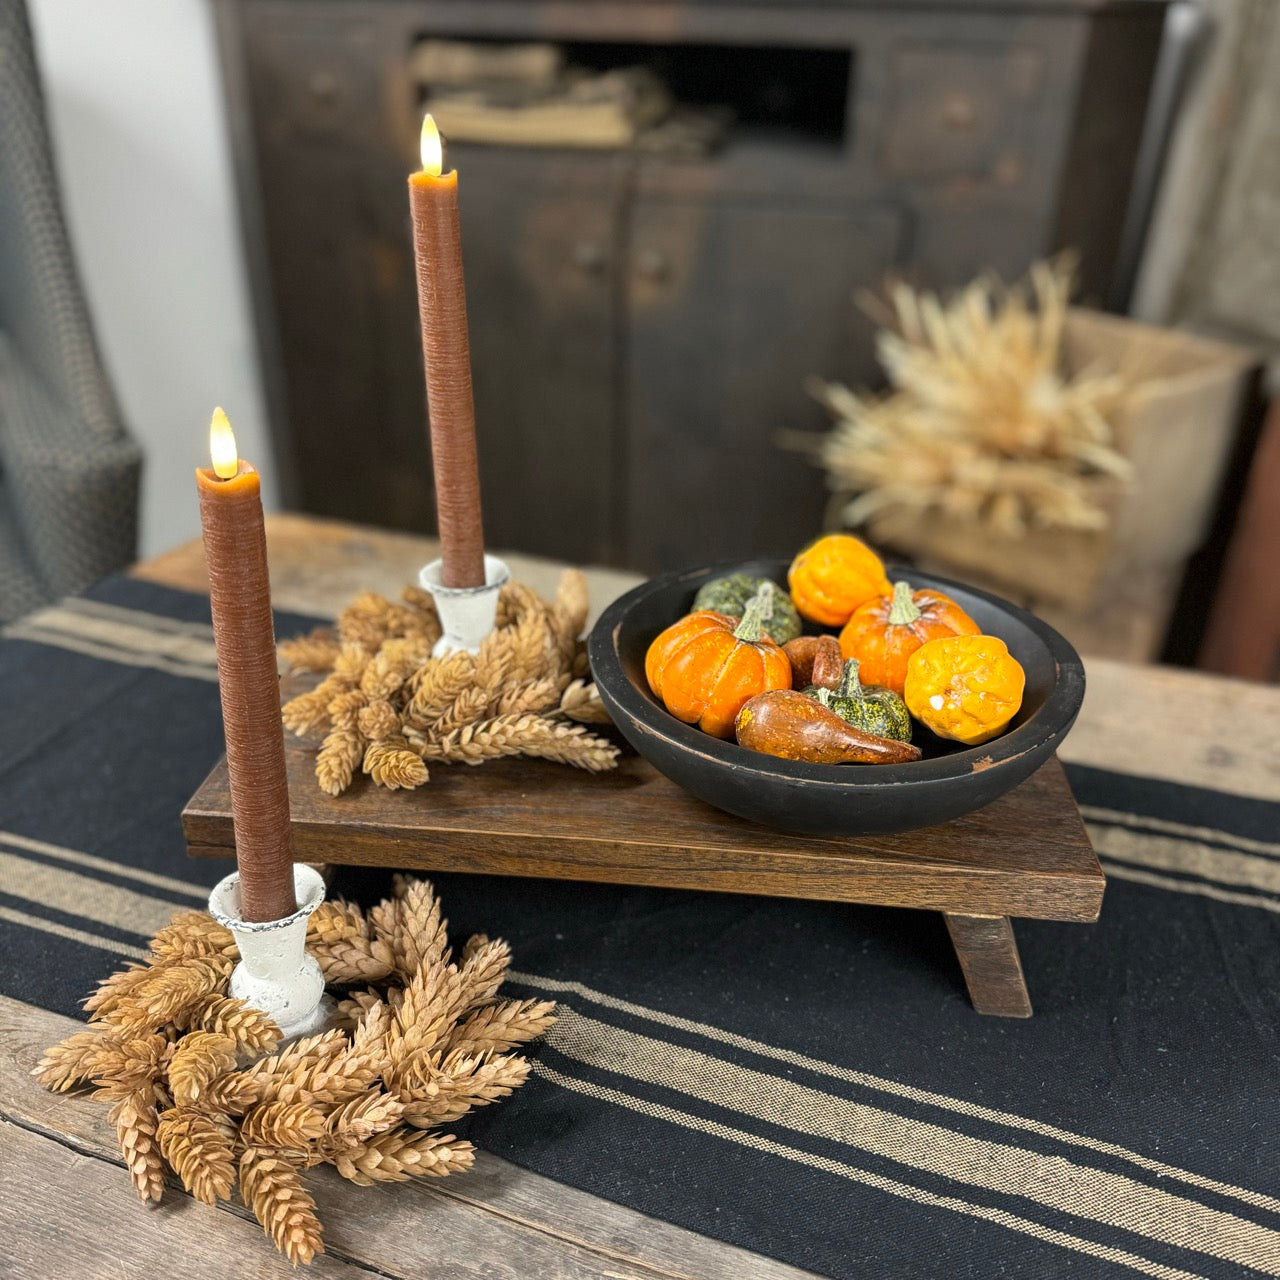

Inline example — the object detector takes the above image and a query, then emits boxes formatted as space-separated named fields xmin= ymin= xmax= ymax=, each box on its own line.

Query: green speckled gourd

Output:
xmin=692 ymin=575 xmax=802 ymax=644
xmin=805 ymin=659 xmax=913 ymax=743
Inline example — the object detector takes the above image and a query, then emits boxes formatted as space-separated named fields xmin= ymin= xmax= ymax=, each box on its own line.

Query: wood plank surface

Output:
xmin=0 ymin=1124 xmax=374 ymax=1280
xmin=0 ymin=996 xmax=816 ymax=1280
xmin=185 ymin=740 xmax=1103 ymax=922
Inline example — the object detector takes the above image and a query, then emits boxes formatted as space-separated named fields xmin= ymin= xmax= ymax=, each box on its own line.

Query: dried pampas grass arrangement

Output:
xmin=279 ymin=570 xmax=618 ymax=796
xmin=35 ymin=877 xmax=555 ymax=1266
xmin=801 ymin=257 xmax=1139 ymax=539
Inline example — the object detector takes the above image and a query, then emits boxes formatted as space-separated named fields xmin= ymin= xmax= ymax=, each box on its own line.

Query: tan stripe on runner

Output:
xmin=58 ymin=597 xmax=215 ymax=639
xmin=513 ymin=971 xmax=1280 ymax=1213
xmin=1082 ymin=806 xmax=1280 ymax=860
xmin=13 ymin=607 xmax=218 ymax=668
xmin=1101 ymin=862 xmax=1280 ymax=916
xmin=0 ymin=831 xmax=209 ymax=901
xmin=535 ymin=1064 xmax=1209 ymax=1280
xmin=3 ymin=623 xmax=218 ymax=682
xmin=1089 ymin=826 xmax=1280 ymax=896
xmin=0 ymin=905 xmax=148 ymax=961
xmin=545 ymin=1013 xmax=1280 ymax=1273
xmin=0 ymin=851 xmax=179 ymax=940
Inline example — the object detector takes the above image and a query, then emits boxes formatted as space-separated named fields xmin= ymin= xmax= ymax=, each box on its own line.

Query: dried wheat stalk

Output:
xmin=240 ymin=1148 xmax=324 ymax=1266
xmin=190 ymin=995 xmax=284 ymax=1056
xmin=796 ymin=257 xmax=1144 ymax=539
xmin=111 ymin=1088 xmax=167 ymax=1203
xmin=157 ymin=1109 xmax=236 ymax=1204
xmin=417 ymin=714 xmax=619 ymax=772
xmin=280 ymin=572 xmax=617 ymax=795
xmin=277 ymin=628 xmax=340 ymax=674
xmin=36 ymin=880 xmax=552 ymax=1266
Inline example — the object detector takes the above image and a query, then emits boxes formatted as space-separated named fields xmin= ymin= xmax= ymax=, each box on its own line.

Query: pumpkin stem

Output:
xmin=733 ymin=584 xmax=774 ymax=643
xmin=886 ymin=581 xmax=921 ymax=626
xmin=836 ymin=659 xmax=866 ymax=701
xmin=812 ymin=687 xmax=835 ymax=709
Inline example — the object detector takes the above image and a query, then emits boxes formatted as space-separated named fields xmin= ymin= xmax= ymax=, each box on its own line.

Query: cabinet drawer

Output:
xmin=244 ymin=15 xmax=384 ymax=147
xmin=625 ymin=199 xmax=904 ymax=571
xmin=879 ymin=42 xmax=1044 ymax=186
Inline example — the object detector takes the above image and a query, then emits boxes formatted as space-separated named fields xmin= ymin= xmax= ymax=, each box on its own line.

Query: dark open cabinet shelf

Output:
xmin=215 ymin=0 xmax=1167 ymax=572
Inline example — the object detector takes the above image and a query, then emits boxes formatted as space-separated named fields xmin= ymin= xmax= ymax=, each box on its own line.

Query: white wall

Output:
xmin=28 ymin=0 xmax=277 ymax=559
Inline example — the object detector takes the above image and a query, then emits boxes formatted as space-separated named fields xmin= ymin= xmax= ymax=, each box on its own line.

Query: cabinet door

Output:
xmin=239 ymin=11 xmax=623 ymax=557
xmin=453 ymin=150 xmax=624 ymax=564
xmin=624 ymin=200 xmax=902 ymax=572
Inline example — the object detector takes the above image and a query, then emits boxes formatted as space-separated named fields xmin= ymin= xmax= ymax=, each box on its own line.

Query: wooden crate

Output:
xmin=869 ymin=308 xmax=1258 ymax=610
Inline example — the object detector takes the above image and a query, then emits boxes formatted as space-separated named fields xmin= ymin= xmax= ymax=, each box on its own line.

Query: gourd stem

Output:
xmin=733 ymin=584 xmax=774 ymax=643
xmin=886 ymin=580 xmax=921 ymax=626
xmin=837 ymin=658 xmax=865 ymax=700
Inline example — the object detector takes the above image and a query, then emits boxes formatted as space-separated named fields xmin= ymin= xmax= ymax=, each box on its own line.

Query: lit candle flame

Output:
xmin=420 ymin=114 xmax=443 ymax=177
xmin=209 ymin=407 xmax=239 ymax=479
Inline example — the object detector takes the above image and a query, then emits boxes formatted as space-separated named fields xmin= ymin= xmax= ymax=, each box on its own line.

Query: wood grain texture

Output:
xmin=0 ymin=996 xmax=816 ymax=1280
xmin=0 ymin=1123 xmax=373 ymax=1280
xmin=1059 ymin=658 xmax=1280 ymax=803
xmin=185 ymin=694 xmax=1103 ymax=923
xmin=944 ymin=915 xmax=1033 ymax=1018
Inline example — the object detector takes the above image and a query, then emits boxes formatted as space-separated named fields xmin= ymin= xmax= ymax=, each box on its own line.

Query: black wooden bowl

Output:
xmin=588 ymin=559 xmax=1085 ymax=836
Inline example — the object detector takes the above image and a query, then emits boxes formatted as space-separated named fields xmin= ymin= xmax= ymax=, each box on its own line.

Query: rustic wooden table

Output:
xmin=5 ymin=512 xmax=1280 ymax=1279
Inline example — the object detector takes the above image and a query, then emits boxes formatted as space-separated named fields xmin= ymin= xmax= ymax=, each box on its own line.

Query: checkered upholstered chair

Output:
xmin=0 ymin=0 xmax=140 ymax=622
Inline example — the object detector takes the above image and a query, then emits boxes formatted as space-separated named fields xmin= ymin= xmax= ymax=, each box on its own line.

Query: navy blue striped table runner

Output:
xmin=2 ymin=574 xmax=1277 ymax=1279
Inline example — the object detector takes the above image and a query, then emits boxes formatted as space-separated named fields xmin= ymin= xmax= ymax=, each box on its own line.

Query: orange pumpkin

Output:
xmin=646 ymin=587 xmax=792 ymax=738
xmin=788 ymin=534 xmax=891 ymax=628
xmin=839 ymin=581 xmax=980 ymax=695
xmin=903 ymin=635 xmax=1025 ymax=746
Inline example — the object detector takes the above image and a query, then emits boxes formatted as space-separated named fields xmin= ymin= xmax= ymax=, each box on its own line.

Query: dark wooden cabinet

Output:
xmin=216 ymin=0 xmax=1167 ymax=573
xmin=625 ymin=199 xmax=901 ymax=566
xmin=459 ymin=152 xmax=628 ymax=565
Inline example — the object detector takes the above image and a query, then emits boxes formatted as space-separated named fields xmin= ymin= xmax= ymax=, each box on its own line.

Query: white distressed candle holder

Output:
xmin=419 ymin=554 xmax=510 ymax=656
xmin=208 ymin=864 xmax=335 ymax=1041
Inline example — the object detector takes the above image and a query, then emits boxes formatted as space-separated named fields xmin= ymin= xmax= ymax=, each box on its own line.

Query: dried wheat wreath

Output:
xmin=279 ymin=570 xmax=618 ymax=796
xmin=35 ymin=877 xmax=555 ymax=1265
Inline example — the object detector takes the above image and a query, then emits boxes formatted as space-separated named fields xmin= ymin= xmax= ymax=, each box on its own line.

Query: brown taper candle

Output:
xmin=196 ymin=408 xmax=296 ymax=923
xmin=409 ymin=114 xmax=486 ymax=589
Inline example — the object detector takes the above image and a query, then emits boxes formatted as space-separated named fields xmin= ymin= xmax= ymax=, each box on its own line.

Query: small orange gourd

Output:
xmin=788 ymin=534 xmax=891 ymax=628
xmin=903 ymin=635 xmax=1026 ymax=746
xmin=839 ymin=581 xmax=980 ymax=695
xmin=646 ymin=585 xmax=792 ymax=739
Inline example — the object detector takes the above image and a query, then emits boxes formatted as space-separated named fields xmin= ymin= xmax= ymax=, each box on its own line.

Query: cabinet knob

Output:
xmin=309 ymin=69 xmax=340 ymax=103
xmin=635 ymin=248 xmax=668 ymax=281
xmin=941 ymin=92 xmax=976 ymax=131
xmin=571 ymin=241 xmax=606 ymax=273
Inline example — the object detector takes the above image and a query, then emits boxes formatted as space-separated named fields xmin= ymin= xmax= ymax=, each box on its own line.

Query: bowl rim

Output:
xmin=588 ymin=558 xmax=1086 ymax=788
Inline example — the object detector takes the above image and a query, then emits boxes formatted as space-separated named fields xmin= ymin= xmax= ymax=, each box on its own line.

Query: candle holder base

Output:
xmin=208 ymin=864 xmax=335 ymax=1041
xmin=420 ymin=554 xmax=510 ymax=655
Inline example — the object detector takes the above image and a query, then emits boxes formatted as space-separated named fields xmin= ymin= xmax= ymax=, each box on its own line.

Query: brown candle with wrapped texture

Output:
xmin=408 ymin=114 xmax=486 ymax=589
xmin=196 ymin=408 xmax=296 ymax=923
